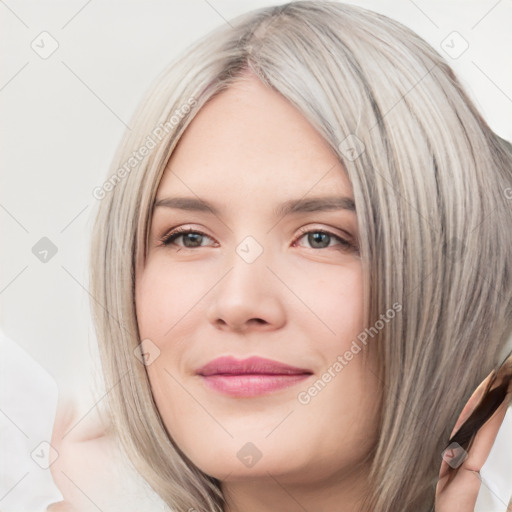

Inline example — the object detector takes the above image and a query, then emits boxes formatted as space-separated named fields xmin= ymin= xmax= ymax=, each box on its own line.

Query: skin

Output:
xmin=435 ymin=367 xmax=512 ymax=511
xmin=47 ymin=391 xmax=162 ymax=512
xmin=44 ymin=370 xmax=512 ymax=511
xmin=135 ymin=72 xmax=381 ymax=512
xmin=46 ymin=72 xmax=512 ymax=511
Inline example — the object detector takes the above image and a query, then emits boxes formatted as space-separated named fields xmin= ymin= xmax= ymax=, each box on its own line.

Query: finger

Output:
xmin=438 ymin=369 xmax=499 ymax=483
xmin=46 ymin=501 xmax=77 ymax=512
xmin=436 ymin=404 xmax=504 ymax=512
xmin=449 ymin=370 xmax=496 ymax=439
xmin=436 ymin=389 xmax=512 ymax=511
xmin=437 ymin=397 xmax=511 ymax=505
xmin=461 ymin=396 xmax=511 ymax=473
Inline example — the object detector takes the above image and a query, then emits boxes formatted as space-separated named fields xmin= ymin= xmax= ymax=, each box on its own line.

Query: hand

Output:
xmin=435 ymin=366 xmax=512 ymax=511
xmin=45 ymin=390 xmax=168 ymax=512
xmin=46 ymin=393 xmax=113 ymax=512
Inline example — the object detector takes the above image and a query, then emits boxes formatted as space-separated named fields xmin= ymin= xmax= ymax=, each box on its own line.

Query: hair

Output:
xmin=89 ymin=1 xmax=512 ymax=511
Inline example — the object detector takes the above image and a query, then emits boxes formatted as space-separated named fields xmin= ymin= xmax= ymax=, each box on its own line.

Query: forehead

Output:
xmin=157 ymin=75 xmax=352 ymax=200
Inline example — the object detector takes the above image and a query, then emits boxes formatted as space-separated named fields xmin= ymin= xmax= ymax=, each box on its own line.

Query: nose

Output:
xmin=205 ymin=247 xmax=286 ymax=333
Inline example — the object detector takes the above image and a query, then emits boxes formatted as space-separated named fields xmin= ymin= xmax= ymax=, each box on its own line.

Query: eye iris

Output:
xmin=165 ymin=230 xmax=346 ymax=250
xmin=183 ymin=232 xmax=203 ymax=248
xmin=308 ymin=232 xmax=330 ymax=248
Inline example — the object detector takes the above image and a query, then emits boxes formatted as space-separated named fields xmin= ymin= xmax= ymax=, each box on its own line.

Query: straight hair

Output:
xmin=89 ymin=2 xmax=512 ymax=510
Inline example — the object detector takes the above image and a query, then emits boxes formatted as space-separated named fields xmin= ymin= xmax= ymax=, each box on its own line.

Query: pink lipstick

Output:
xmin=196 ymin=356 xmax=313 ymax=397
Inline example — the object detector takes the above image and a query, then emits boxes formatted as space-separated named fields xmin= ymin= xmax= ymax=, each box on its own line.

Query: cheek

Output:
xmin=298 ymin=263 xmax=364 ymax=347
xmin=134 ymin=257 xmax=375 ymax=479
xmin=135 ymin=259 xmax=205 ymax=341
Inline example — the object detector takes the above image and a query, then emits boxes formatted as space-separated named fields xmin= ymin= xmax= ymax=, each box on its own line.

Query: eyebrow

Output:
xmin=154 ymin=195 xmax=356 ymax=217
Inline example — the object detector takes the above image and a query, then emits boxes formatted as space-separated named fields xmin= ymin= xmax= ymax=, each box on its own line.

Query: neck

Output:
xmin=221 ymin=461 xmax=370 ymax=512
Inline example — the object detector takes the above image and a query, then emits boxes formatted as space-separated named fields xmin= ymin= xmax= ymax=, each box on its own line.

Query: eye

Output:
xmin=159 ymin=227 xmax=216 ymax=249
xmin=159 ymin=226 xmax=358 ymax=253
xmin=293 ymin=227 xmax=358 ymax=252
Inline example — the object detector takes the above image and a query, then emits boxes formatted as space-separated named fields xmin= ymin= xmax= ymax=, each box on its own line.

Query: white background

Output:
xmin=1 ymin=1 xmax=511 ymax=510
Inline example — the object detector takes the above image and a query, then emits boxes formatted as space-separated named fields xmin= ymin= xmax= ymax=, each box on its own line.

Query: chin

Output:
xmin=180 ymin=437 xmax=314 ymax=483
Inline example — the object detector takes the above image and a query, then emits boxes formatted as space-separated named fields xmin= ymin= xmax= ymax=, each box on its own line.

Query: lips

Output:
xmin=196 ymin=356 xmax=312 ymax=376
xmin=196 ymin=356 xmax=313 ymax=397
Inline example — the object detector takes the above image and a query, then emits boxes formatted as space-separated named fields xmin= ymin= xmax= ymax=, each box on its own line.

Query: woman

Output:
xmin=89 ymin=1 xmax=512 ymax=511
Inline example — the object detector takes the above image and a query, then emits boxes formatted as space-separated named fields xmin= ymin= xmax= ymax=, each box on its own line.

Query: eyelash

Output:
xmin=158 ymin=226 xmax=357 ymax=252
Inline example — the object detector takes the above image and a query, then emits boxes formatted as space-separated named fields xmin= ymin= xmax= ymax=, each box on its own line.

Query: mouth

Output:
xmin=196 ymin=356 xmax=313 ymax=397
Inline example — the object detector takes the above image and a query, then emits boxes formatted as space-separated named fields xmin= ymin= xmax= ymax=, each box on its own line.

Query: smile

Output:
xmin=196 ymin=355 xmax=313 ymax=397
xmin=199 ymin=373 xmax=312 ymax=397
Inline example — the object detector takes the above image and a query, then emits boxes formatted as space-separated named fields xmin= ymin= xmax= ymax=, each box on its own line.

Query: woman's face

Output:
xmin=135 ymin=74 xmax=380 ymax=487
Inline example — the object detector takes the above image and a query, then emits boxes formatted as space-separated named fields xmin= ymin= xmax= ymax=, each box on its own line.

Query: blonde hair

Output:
xmin=89 ymin=1 xmax=512 ymax=511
